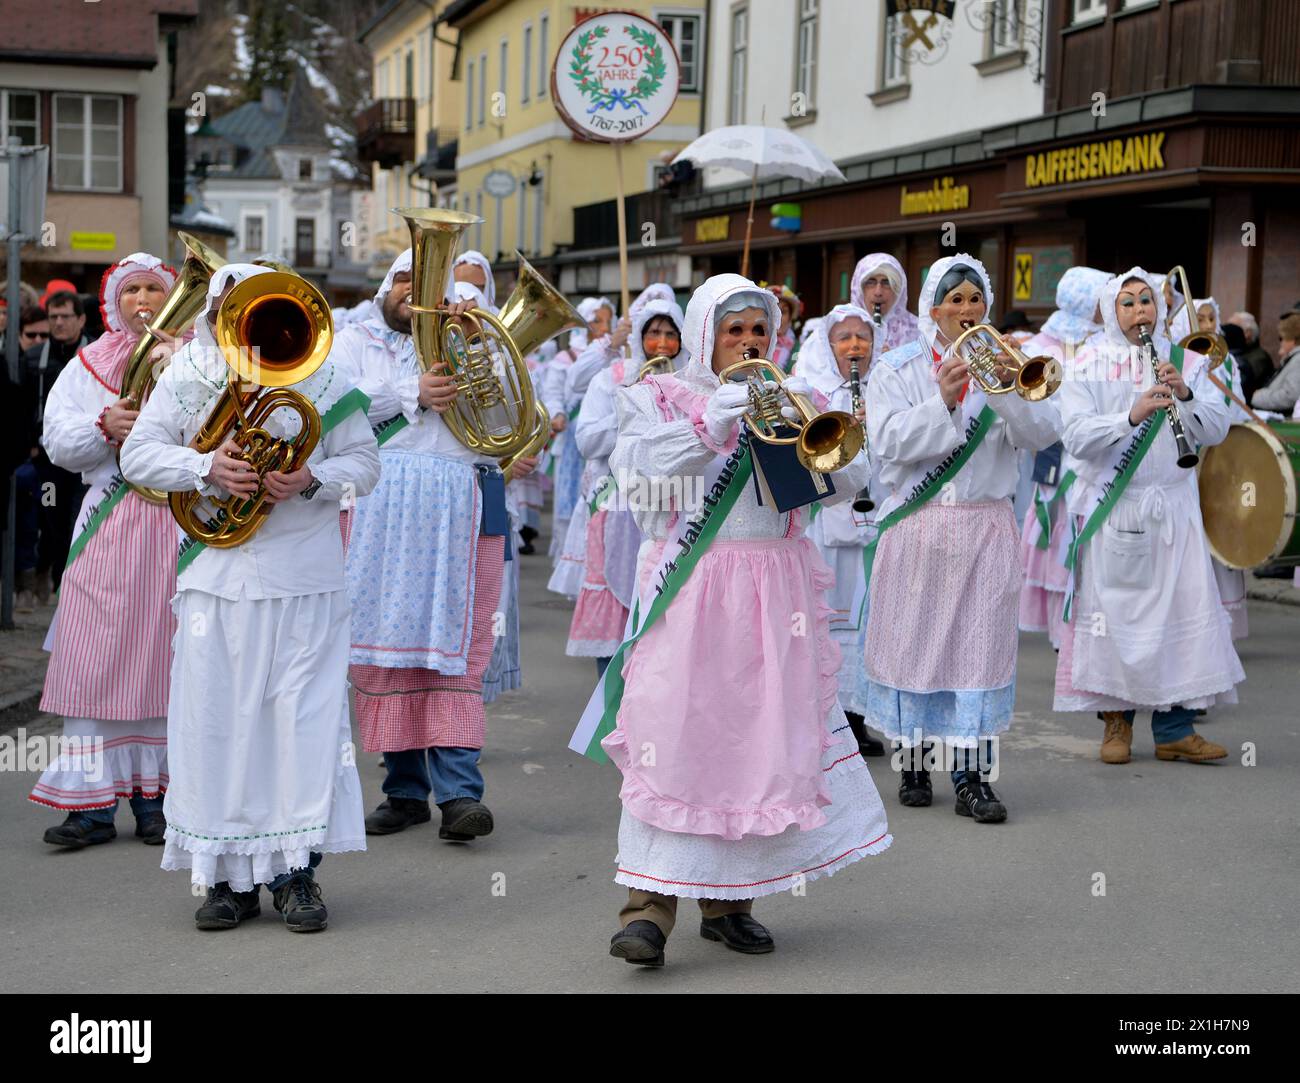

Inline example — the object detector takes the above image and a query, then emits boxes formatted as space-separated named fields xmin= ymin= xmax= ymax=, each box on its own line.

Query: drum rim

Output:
xmin=1203 ymin=421 xmax=1298 ymax=570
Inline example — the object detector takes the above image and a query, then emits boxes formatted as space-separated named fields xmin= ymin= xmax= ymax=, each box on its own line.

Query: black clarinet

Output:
xmin=1137 ymin=324 xmax=1198 ymax=469
xmin=848 ymin=349 xmax=874 ymax=513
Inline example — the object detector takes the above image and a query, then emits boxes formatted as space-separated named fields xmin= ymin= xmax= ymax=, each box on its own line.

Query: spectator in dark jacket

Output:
xmin=1253 ymin=312 xmax=1300 ymax=416
xmin=1227 ymin=310 xmax=1273 ymax=394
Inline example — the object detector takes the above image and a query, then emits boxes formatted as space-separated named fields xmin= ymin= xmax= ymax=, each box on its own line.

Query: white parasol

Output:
xmin=671 ymin=124 xmax=846 ymax=276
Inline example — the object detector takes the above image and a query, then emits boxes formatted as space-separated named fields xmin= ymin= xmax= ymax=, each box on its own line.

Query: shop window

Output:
xmin=1 ymin=89 xmax=39 ymax=146
xmin=729 ymin=5 xmax=748 ymax=125
xmin=658 ymin=13 xmax=702 ymax=94
xmin=53 ymin=93 xmax=122 ymax=192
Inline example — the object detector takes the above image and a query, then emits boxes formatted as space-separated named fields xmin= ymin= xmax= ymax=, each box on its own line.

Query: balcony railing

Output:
xmin=572 ymin=188 xmax=682 ymax=251
xmin=355 ymin=98 xmax=416 ymax=169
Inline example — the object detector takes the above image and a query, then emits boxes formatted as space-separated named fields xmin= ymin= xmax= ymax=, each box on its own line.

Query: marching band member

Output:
xmin=121 ymin=263 xmax=380 ymax=932
xmin=29 ymin=254 xmax=178 ymax=847
xmin=767 ymin=284 xmax=800 ymax=371
xmin=851 ymin=253 xmax=919 ymax=353
xmin=338 ymin=252 xmax=508 ymax=843
xmin=863 ymin=254 xmax=1061 ymax=822
xmin=1017 ymin=267 xmax=1109 ymax=649
xmin=1053 ymin=270 xmax=1242 ymax=764
xmin=566 ymin=292 xmax=686 ymax=674
xmin=599 ymin=274 xmax=890 ymax=968
xmin=794 ymin=304 xmax=886 ymax=759
xmin=1195 ymin=296 xmax=1249 ymax=642
xmin=545 ymin=297 xmax=612 ymax=568
xmin=450 ymin=250 xmax=496 ymax=310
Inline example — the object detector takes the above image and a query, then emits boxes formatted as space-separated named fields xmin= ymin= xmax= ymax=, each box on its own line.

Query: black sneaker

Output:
xmin=43 ymin=813 xmax=117 ymax=848
xmin=609 ymin=919 xmax=666 ymax=967
xmin=954 ymin=772 xmax=1008 ymax=824
xmin=134 ymin=810 xmax=167 ymax=845
xmin=272 ymin=874 xmax=328 ymax=933
xmin=364 ymin=797 xmax=432 ymax=836
xmin=438 ymin=797 xmax=494 ymax=841
xmin=194 ymin=882 xmax=261 ymax=930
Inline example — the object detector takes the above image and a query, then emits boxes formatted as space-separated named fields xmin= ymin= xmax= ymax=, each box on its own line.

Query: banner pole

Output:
xmin=614 ymin=140 xmax=631 ymax=316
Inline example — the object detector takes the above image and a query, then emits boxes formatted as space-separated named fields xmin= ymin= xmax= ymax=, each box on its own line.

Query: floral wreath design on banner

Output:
xmin=551 ymin=11 xmax=679 ymax=143
xmin=569 ymin=23 xmax=666 ymax=116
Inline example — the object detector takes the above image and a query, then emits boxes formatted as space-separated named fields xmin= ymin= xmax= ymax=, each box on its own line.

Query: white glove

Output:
xmin=702 ymin=383 xmax=751 ymax=446
xmin=779 ymin=375 xmax=813 ymax=422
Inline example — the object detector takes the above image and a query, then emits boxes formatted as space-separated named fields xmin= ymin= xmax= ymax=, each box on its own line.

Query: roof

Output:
xmin=0 ymin=0 xmax=197 ymax=68
xmin=199 ymin=76 xmax=332 ymax=179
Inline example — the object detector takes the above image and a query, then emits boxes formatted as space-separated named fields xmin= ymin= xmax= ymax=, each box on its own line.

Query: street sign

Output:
xmin=483 ymin=169 xmax=517 ymax=198
xmin=551 ymin=10 xmax=680 ymax=144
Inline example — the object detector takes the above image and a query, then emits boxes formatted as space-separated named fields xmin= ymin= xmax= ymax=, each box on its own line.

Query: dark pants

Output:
xmin=620 ymin=889 xmax=752 ymax=938
xmin=34 ymin=457 xmax=83 ymax=591
xmin=382 ymin=746 xmax=484 ymax=804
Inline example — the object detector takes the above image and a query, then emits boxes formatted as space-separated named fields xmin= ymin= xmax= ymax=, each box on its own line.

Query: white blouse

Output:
xmin=41 ymin=354 xmax=122 ymax=493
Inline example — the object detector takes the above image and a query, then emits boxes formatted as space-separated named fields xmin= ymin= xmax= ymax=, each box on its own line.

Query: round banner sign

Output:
xmin=551 ymin=10 xmax=680 ymax=143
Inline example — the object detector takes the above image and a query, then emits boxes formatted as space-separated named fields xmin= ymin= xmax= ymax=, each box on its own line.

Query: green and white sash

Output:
xmin=568 ymin=436 xmax=754 ymax=764
xmin=64 ymin=473 xmax=132 ymax=571
xmin=1032 ymin=470 xmax=1076 ymax=551
xmin=176 ymin=387 xmax=371 ymax=575
xmin=587 ymin=473 xmax=617 ymax=516
xmin=1060 ymin=345 xmax=1186 ymax=621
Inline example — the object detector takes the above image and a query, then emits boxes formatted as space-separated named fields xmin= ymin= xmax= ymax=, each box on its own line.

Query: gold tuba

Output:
xmin=398 ymin=205 xmax=582 ymax=461
xmin=949 ymin=323 xmax=1062 ymax=401
xmin=717 ymin=356 xmax=864 ymax=473
xmin=121 ymin=232 xmax=227 ymax=503
xmin=169 ymin=271 xmax=333 ymax=548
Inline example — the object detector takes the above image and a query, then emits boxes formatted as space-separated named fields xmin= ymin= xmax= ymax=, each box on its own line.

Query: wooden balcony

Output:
xmin=355 ymin=98 xmax=416 ymax=169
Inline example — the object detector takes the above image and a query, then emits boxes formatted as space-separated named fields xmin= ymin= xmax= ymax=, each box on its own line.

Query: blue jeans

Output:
xmin=382 ymin=746 xmax=484 ymax=805
xmin=1126 ymin=706 xmax=1196 ymax=745
xmin=950 ymin=739 xmax=998 ymax=786
xmin=82 ymin=794 xmax=164 ymax=825
xmin=268 ymin=851 xmax=322 ymax=893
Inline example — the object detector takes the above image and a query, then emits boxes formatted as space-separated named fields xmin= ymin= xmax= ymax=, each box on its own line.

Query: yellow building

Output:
xmin=440 ymin=0 xmax=706 ymax=298
xmin=357 ymin=0 xmax=465 ymax=267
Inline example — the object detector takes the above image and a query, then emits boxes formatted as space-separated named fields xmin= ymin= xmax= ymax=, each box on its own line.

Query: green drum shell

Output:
xmin=1198 ymin=421 xmax=1300 ymax=570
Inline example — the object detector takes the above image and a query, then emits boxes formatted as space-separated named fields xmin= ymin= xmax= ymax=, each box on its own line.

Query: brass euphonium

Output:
xmin=398 ymin=206 xmax=582 ymax=462
xmin=169 ymin=271 xmax=333 ymax=548
xmin=121 ymin=231 xmax=227 ymax=503
xmin=717 ymin=354 xmax=864 ymax=473
xmin=949 ymin=323 xmax=1062 ymax=401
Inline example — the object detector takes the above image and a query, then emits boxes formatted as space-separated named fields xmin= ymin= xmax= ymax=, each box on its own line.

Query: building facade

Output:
xmin=0 ymin=0 xmax=197 ymax=290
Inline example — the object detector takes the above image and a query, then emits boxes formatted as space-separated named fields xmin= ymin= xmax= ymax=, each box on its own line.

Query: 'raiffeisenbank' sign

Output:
xmin=1024 ymin=130 xmax=1167 ymax=188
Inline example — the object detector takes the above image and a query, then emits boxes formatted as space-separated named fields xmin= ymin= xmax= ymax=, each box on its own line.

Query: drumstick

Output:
xmin=1205 ymin=369 xmax=1300 ymax=441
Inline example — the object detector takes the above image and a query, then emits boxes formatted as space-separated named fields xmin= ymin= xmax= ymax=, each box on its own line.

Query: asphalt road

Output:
xmin=2 ymin=529 xmax=1297 ymax=993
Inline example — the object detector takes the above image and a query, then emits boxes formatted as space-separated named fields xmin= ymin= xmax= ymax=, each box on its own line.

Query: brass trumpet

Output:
xmin=169 ymin=271 xmax=333 ymax=548
xmin=949 ymin=323 xmax=1061 ymax=401
xmin=718 ymin=356 xmax=864 ymax=474
xmin=121 ymin=232 xmax=227 ymax=503
xmin=398 ymin=206 xmax=583 ymax=461
xmin=635 ymin=354 xmax=675 ymax=382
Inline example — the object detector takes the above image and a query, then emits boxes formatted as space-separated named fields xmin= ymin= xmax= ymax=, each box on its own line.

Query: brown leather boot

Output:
xmin=1100 ymin=712 xmax=1133 ymax=764
xmin=1155 ymin=733 xmax=1228 ymax=763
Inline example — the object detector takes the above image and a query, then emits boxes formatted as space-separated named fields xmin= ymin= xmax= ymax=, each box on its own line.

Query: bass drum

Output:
xmin=1198 ymin=421 xmax=1300 ymax=569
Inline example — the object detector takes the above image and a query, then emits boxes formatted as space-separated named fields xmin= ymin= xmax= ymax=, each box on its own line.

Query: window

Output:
xmin=881 ymin=10 xmax=908 ymax=89
xmin=794 ymin=0 xmax=817 ymax=106
xmin=420 ymin=35 xmax=430 ymax=102
xmin=466 ymin=58 xmax=475 ymax=129
xmin=53 ymin=94 xmax=122 ymax=191
xmin=298 ymin=158 xmax=313 ymax=181
xmin=729 ymin=6 xmax=748 ymax=125
xmin=244 ymin=215 xmax=264 ymax=253
xmin=474 ymin=191 xmax=484 ymax=251
xmin=0 ymin=89 xmax=39 ymax=146
xmin=989 ymin=0 xmax=1022 ymax=54
xmin=405 ymin=46 xmax=414 ymax=98
xmin=658 ymin=14 xmax=701 ymax=93
xmin=377 ymin=58 xmax=391 ymax=98
xmin=538 ymin=14 xmax=549 ymax=97
xmin=500 ymin=40 xmax=508 ymax=106
xmin=477 ymin=52 xmax=487 ymax=126
xmin=295 ymin=218 xmax=315 ymax=267
xmin=1072 ymin=0 xmax=1106 ymax=22
xmin=523 ymin=24 xmax=533 ymax=103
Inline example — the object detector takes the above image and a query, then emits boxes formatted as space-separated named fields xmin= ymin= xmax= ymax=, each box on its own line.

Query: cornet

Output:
xmin=717 ymin=355 xmax=864 ymax=474
xmin=948 ymin=323 xmax=1061 ymax=401
xmin=169 ymin=271 xmax=333 ymax=548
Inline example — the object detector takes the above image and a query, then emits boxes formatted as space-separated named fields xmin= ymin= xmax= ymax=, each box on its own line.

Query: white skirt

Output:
xmin=613 ymin=710 xmax=892 ymax=901
xmin=29 ymin=717 xmax=167 ymax=811
xmin=547 ymin=490 xmax=590 ymax=599
xmin=161 ymin=589 xmax=365 ymax=891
